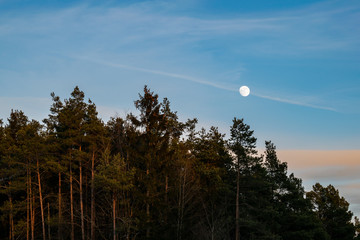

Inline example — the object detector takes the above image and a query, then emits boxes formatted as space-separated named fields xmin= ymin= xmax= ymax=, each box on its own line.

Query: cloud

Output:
xmin=0 ymin=1 xmax=357 ymax=114
xmin=276 ymin=150 xmax=360 ymax=191
xmin=1 ymin=1 xmax=359 ymax=54
xmin=277 ymin=150 xmax=360 ymax=216
xmin=72 ymin=56 xmax=235 ymax=92
xmin=252 ymin=93 xmax=337 ymax=111
xmin=277 ymin=150 xmax=360 ymax=169
xmin=73 ymin=55 xmax=337 ymax=111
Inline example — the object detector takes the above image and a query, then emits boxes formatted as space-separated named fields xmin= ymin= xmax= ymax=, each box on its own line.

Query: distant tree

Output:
xmin=307 ymin=183 xmax=356 ymax=240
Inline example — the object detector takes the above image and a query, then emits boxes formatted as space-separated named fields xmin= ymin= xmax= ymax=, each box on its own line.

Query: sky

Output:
xmin=0 ymin=0 xmax=360 ymax=216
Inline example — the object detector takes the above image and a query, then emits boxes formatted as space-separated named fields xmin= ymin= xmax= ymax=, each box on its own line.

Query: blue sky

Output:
xmin=1 ymin=0 xmax=360 ymax=215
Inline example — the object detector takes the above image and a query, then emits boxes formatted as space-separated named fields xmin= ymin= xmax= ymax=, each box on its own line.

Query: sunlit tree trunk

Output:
xmin=70 ymin=157 xmax=75 ymax=240
xmin=37 ymin=157 xmax=46 ymax=240
xmin=27 ymin=167 xmax=30 ymax=240
xmin=91 ymin=151 xmax=95 ymax=240
xmin=85 ymin=175 xmax=90 ymax=239
xmin=80 ymin=145 xmax=85 ymax=240
xmin=29 ymin=177 xmax=35 ymax=240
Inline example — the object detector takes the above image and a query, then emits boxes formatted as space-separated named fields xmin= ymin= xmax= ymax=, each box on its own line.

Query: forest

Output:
xmin=0 ymin=86 xmax=359 ymax=240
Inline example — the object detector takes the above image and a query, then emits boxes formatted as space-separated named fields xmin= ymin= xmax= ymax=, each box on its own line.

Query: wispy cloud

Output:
xmin=252 ymin=93 xmax=337 ymax=111
xmin=73 ymin=56 xmax=336 ymax=111
xmin=1 ymin=1 xmax=358 ymax=54
xmin=72 ymin=55 xmax=236 ymax=91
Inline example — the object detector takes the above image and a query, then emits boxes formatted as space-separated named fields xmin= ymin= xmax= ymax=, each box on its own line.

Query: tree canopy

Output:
xmin=0 ymin=86 xmax=358 ymax=240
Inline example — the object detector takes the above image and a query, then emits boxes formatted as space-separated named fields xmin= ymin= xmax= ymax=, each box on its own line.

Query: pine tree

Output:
xmin=44 ymin=92 xmax=65 ymax=240
xmin=23 ymin=120 xmax=48 ymax=240
xmin=96 ymin=150 xmax=135 ymax=240
xmin=44 ymin=86 xmax=105 ymax=240
xmin=1 ymin=85 xmax=359 ymax=240
xmin=228 ymin=117 xmax=258 ymax=240
xmin=307 ymin=183 xmax=356 ymax=240
xmin=264 ymin=141 xmax=329 ymax=240
xmin=0 ymin=110 xmax=29 ymax=240
xmin=84 ymin=98 xmax=106 ymax=240
xmin=128 ymin=86 xmax=185 ymax=239
xmin=191 ymin=126 xmax=233 ymax=240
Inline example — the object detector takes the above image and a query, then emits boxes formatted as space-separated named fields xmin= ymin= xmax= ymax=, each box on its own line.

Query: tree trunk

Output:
xmin=176 ymin=173 xmax=182 ymax=240
xmin=126 ymin=188 xmax=131 ymax=240
xmin=235 ymin=162 xmax=240 ymax=240
xmin=85 ymin=175 xmax=90 ymax=239
xmin=58 ymin=171 xmax=62 ymax=240
xmin=176 ymin=165 xmax=186 ymax=240
xmin=30 ymin=178 xmax=35 ymax=240
xmin=125 ymin=153 xmax=131 ymax=240
xmin=165 ymin=175 xmax=168 ymax=202
xmin=80 ymin=158 xmax=85 ymax=240
xmin=146 ymin=169 xmax=150 ymax=239
xmin=113 ymin=192 xmax=116 ymax=240
xmin=9 ymin=210 xmax=12 ymax=240
xmin=9 ymin=189 xmax=14 ymax=240
xmin=48 ymin=202 xmax=51 ymax=240
xmin=70 ymin=158 xmax=75 ymax=240
xmin=164 ymin=175 xmax=168 ymax=225
xmin=91 ymin=151 xmax=95 ymax=240
xmin=27 ymin=167 xmax=30 ymax=240
xmin=37 ymin=157 xmax=46 ymax=240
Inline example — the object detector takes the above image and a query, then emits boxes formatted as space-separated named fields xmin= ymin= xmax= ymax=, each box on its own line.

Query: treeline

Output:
xmin=0 ymin=86 xmax=359 ymax=240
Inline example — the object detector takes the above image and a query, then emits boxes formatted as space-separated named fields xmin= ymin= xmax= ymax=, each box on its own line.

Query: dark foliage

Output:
xmin=0 ymin=86 xmax=357 ymax=240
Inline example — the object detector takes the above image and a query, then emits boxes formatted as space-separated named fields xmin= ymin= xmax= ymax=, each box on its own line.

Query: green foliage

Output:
xmin=96 ymin=151 xmax=135 ymax=193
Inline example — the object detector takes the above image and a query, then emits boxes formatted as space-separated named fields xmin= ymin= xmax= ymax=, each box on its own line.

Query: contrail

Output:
xmin=252 ymin=93 xmax=337 ymax=112
xmin=74 ymin=55 xmax=336 ymax=111
xmin=73 ymin=56 xmax=235 ymax=92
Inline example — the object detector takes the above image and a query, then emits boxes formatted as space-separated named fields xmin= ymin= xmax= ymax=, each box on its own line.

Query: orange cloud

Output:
xmin=277 ymin=150 xmax=360 ymax=169
xmin=276 ymin=150 xmax=360 ymax=217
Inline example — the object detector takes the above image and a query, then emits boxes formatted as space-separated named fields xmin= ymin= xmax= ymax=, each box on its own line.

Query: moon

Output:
xmin=239 ymin=86 xmax=250 ymax=97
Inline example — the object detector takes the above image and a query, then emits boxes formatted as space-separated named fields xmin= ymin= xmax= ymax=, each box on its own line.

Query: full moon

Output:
xmin=239 ymin=86 xmax=250 ymax=97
